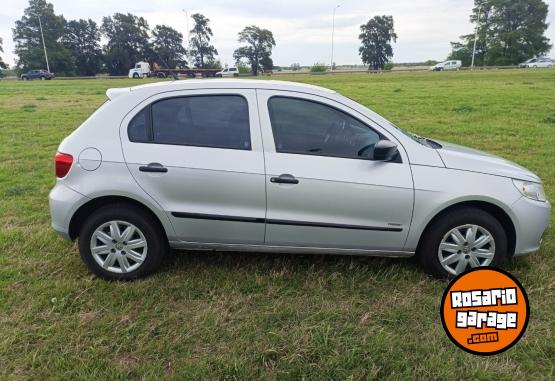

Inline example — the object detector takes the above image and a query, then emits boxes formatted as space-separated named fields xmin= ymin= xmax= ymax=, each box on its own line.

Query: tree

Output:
xmin=260 ymin=55 xmax=274 ymax=72
xmin=13 ymin=0 xmax=74 ymax=75
xmin=150 ymin=25 xmax=187 ymax=68
xmin=233 ymin=25 xmax=275 ymax=75
xmin=62 ymin=19 xmax=102 ymax=76
xmin=203 ymin=58 xmax=222 ymax=69
xmin=189 ymin=13 xmax=218 ymax=68
xmin=0 ymin=38 xmax=7 ymax=70
xmin=102 ymin=13 xmax=150 ymax=75
xmin=449 ymin=0 xmax=551 ymax=66
xmin=358 ymin=15 xmax=397 ymax=70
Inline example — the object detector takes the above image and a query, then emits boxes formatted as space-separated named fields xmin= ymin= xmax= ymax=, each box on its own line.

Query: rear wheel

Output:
xmin=418 ymin=207 xmax=508 ymax=279
xmin=78 ymin=204 xmax=167 ymax=280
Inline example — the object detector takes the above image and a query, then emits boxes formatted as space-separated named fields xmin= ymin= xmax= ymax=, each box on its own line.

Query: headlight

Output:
xmin=512 ymin=180 xmax=547 ymax=202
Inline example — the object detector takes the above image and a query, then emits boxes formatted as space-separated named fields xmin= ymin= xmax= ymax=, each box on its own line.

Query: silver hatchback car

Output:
xmin=49 ymin=80 xmax=550 ymax=280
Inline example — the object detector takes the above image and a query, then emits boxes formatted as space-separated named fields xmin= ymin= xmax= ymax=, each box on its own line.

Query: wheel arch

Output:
xmin=416 ymin=200 xmax=517 ymax=257
xmin=68 ymin=195 xmax=168 ymax=241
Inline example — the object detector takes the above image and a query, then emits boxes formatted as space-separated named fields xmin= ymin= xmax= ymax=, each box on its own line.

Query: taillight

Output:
xmin=55 ymin=152 xmax=73 ymax=178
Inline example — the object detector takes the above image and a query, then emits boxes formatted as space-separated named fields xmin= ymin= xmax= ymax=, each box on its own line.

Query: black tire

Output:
xmin=133 ymin=73 xmax=139 ymax=79
xmin=417 ymin=207 xmax=508 ymax=279
xmin=78 ymin=204 xmax=167 ymax=280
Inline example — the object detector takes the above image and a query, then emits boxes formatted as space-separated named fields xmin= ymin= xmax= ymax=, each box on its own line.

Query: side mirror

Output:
xmin=373 ymin=140 xmax=398 ymax=162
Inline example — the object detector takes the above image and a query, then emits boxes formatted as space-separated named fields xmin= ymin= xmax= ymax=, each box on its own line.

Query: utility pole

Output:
xmin=330 ymin=4 xmax=340 ymax=71
xmin=182 ymin=9 xmax=191 ymax=65
xmin=182 ymin=9 xmax=190 ymax=46
xmin=37 ymin=14 xmax=50 ymax=72
xmin=470 ymin=3 xmax=483 ymax=70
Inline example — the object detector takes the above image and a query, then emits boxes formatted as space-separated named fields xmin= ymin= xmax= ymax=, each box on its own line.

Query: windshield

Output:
xmin=337 ymin=93 xmax=442 ymax=148
xmin=381 ymin=119 xmax=442 ymax=148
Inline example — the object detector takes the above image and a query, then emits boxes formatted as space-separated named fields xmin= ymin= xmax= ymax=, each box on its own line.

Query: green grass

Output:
xmin=1 ymin=70 xmax=554 ymax=380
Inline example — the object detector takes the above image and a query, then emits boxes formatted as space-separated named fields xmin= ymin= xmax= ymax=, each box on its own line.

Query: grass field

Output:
xmin=0 ymin=69 xmax=554 ymax=380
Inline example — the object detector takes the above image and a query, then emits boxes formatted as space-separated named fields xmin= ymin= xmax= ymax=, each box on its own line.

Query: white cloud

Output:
xmin=1 ymin=0 xmax=554 ymax=68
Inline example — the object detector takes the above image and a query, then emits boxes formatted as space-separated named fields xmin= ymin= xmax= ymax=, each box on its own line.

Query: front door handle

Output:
xmin=139 ymin=162 xmax=168 ymax=173
xmin=270 ymin=174 xmax=299 ymax=184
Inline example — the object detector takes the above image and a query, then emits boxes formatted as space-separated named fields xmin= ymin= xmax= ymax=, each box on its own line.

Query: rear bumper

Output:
xmin=512 ymin=197 xmax=551 ymax=256
xmin=49 ymin=183 xmax=89 ymax=240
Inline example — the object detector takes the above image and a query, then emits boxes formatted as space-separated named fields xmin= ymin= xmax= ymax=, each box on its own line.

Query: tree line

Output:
xmin=10 ymin=0 xmax=277 ymax=76
xmin=2 ymin=0 xmax=551 ymax=76
xmin=449 ymin=0 xmax=551 ymax=66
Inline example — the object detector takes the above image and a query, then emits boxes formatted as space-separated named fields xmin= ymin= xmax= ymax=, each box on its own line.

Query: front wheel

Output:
xmin=78 ymin=204 xmax=167 ymax=280
xmin=418 ymin=207 xmax=507 ymax=279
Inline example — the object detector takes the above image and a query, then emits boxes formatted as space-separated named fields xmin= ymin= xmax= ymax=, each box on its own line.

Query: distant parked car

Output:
xmin=21 ymin=69 xmax=54 ymax=80
xmin=430 ymin=60 xmax=462 ymax=71
xmin=519 ymin=57 xmax=553 ymax=68
xmin=216 ymin=67 xmax=239 ymax=77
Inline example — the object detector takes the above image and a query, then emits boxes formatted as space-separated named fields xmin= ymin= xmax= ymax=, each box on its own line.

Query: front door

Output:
xmin=257 ymin=90 xmax=414 ymax=252
xmin=120 ymin=89 xmax=266 ymax=245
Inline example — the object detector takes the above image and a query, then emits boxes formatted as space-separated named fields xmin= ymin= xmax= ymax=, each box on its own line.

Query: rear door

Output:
xmin=120 ymin=89 xmax=266 ymax=245
xmin=257 ymin=90 xmax=414 ymax=252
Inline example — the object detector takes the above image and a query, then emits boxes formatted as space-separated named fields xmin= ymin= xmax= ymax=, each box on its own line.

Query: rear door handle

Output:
xmin=270 ymin=174 xmax=299 ymax=184
xmin=139 ymin=162 xmax=168 ymax=173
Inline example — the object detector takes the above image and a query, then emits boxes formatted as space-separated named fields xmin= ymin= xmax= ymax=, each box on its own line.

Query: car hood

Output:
xmin=436 ymin=141 xmax=541 ymax=183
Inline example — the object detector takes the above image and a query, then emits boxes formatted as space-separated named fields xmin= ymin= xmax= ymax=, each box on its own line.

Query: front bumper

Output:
xmin=49 ymin=183 xmax=90 ymax=240
xmin=512 ymin=196 xmax=551 ymax=256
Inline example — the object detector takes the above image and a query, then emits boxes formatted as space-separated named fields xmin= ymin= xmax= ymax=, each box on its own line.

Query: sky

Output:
xmin=1 ymin=0 xmax=554 ymax=68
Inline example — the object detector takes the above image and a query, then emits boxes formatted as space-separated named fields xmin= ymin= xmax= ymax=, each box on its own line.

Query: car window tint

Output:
xmin=268 ymin=97 xmax=381 ymax=159
xmin=128 ymin=108 xmax=149 ymax=142
xmin=151 ymin=95 xmax=251 ymax=150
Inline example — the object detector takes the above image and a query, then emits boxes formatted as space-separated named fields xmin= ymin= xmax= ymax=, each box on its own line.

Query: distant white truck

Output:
xmin=215 ymin=67 xmax=239 ymax=77
xmin=430 ymin=60 xmax=462 ymax=71
xmin=128 ymin=61 xmax=221 ymax=78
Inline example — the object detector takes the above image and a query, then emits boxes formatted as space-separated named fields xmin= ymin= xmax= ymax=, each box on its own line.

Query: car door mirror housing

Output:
xmin=373 ymin=140 xmax=398 ymax=162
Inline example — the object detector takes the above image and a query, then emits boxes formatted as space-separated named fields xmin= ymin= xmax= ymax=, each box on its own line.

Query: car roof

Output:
xmin=107 ymin=79 xmax=336 ymax=100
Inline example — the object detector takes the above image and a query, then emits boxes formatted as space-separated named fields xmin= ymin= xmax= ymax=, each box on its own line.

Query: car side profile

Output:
xmin=49 ymin=80 xmax=550 ymax=280
xmin=518 ymin=57 xmax=553 ymax=68
xmin=430 ymin=60 xmax=462 ymax=71
xmin=21 ymin=69 xmax=54 ymax=80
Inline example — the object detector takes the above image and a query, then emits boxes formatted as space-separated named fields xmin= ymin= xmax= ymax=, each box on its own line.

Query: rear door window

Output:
xmin=129 ymin=95 xmax=251 ymax=150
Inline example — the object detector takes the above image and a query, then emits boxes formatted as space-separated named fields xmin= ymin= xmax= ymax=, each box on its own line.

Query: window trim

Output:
xmin=267 ymin=95 xmax=400 ymax=162
xmin=127 ymin=94 xmax=252 ymax=151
